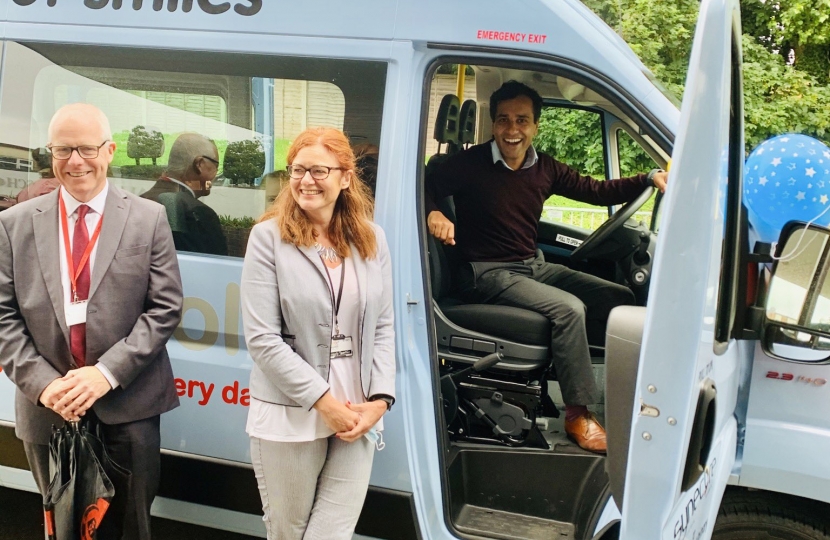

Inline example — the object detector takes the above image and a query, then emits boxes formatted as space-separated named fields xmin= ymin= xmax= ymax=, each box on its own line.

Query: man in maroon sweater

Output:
xmin=426 ymin=81 xmax=667 ymax=453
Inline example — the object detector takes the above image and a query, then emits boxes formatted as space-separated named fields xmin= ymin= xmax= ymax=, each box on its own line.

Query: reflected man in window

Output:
xmin=142 ymin=133 xmax=228 ymax=256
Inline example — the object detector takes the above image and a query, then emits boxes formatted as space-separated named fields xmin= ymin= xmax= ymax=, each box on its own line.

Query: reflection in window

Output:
xmin=0 ymin=41 xmax=385 ymax=259
xmin=766 ymin=228 xmax=828 ymax=326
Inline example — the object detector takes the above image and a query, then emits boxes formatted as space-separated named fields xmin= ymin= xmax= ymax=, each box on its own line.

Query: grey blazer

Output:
xmin=0 ymin=185 xmax=183 ymax=444
xmin=241 ymin=220 xmax=395 ymax=411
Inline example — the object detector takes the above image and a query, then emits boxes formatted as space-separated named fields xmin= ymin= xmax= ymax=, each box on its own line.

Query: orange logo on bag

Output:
xmin=80 ymin=498 xmax=110 ymax=540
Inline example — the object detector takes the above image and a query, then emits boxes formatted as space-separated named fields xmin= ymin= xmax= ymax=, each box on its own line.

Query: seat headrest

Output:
xmin=434 ymin=94 xmax=461 ymax=146
xmin=458 ymin=100 xmax=477 ymax=146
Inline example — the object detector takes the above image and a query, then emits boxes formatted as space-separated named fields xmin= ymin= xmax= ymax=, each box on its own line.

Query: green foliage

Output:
xmin=578 ymin=0 xmax=830 ymax=154
xmin=742 ymin=0 xmax=830 ymax=82
xmin=223 ymin=139 xmax=266 ymax=186
xmin=219 ymin=215 xmax=256 ymax=229
xmin=126 ymin=126 xmax=164 ymax=166
xmin=742 ymin=35 xmax=830 ymax=148
xmin=112 ymin=131 xmax=230 ymax=173
xmin=534 ymin=108 xmax=655 ymax=179
xmin=580 ymin=0 xmax=699 ymax=98
xmin=535 ymin=108 xmax=606 ymax=178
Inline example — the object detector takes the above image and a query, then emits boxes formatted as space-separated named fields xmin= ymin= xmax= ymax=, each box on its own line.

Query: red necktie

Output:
xmin=69 ymin=204 xmax=91 ymax=367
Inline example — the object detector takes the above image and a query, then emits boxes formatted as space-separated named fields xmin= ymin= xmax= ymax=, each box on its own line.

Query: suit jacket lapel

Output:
xmin=33 ymin=191 xmax=70 ymax=347
xmin=351 ymin=244 xmax=368 ymax=321
xmin=296 ymin=244 xmax=329 ymax=283
xmin=89 ymin=185 xmax=130 ymax=299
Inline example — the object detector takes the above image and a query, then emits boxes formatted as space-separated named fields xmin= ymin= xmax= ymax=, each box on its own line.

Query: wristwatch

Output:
xmin=369 ymin=394 xmax=394 ymax=412
xmin=646 ymin=168 xmax=663 ymax=185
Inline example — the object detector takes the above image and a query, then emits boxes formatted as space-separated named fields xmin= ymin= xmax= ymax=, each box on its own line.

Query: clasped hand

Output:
xmin=314 ymin=392 xmax=386 ymax=443
xmin=39 ymin=367 xmax=112 ymax=422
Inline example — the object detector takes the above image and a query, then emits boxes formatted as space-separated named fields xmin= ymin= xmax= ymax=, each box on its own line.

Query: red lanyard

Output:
xmin=59 ymin=196 xmax=103 ymax=302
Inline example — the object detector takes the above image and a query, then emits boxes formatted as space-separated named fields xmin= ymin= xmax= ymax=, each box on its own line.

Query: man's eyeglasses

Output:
xmin=201 ymin=156 xmax=220 ymax=167
xmin=46 ymin=141 xmax=110 ymax=160
xmin=287 ymin=164 xmax=344 ymax=180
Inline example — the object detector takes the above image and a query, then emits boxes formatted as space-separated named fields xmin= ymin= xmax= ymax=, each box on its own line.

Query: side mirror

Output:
xmin=763 ymin=222 xmax=830 ymax=362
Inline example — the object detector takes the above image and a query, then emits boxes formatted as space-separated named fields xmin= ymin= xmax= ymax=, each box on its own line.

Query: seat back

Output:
xmin=433 ymin=94 xmax=461 ymax=153
xmin=426 ymin=94 xmax=462 ymax=180
xmin=458 ymin=99 xmax=477 ymax=148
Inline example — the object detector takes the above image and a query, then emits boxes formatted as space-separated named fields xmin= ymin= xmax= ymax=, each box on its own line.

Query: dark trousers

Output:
xmin=23 ymin=415 xmax=162 ymax=540
xmin=457 ymin=251 xmax=635 ymax=406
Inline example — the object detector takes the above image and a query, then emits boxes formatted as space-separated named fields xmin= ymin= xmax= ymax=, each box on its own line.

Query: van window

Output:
xmin=536 ymin=106 xmax=608 ymax=229
xmin=0 ymin=41 xmax=384 ymax=258
xmin=616 ymin=128 xmax=660 ymax=229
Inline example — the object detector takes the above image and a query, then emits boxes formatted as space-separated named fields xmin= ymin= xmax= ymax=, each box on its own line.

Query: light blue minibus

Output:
xmin=1 ymin=1 xmax=830 ymax=539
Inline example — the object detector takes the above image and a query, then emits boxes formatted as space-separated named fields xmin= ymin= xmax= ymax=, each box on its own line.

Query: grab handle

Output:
xmin=681 ymin=379 xmax=717 ymax=492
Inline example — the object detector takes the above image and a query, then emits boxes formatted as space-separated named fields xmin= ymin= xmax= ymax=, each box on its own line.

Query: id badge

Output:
xmin=330 ymin=335 xmax=353 ymax=359
xmin=64 ymin=300 xmax=88 ymax=327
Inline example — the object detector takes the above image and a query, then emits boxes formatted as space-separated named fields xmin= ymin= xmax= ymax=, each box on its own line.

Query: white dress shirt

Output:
xmin=491 ymin=139 xmax=539 ymax=170
xmin=58 ymin=182 xmax=118 ymax=388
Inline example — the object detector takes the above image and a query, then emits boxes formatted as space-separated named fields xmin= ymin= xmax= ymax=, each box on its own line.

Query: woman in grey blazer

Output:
xmin=241 ymin=127 xmax=395 ymax=540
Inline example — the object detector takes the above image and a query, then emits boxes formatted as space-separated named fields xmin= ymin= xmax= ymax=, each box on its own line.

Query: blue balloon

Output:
xmin=744 ymin=134 xmax=830 ymax=243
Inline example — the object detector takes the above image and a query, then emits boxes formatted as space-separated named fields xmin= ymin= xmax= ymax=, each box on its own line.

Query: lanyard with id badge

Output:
xmin=321 ymin=259 xmax=353 ymax=359
xmin=322 ymin=257 xmax=385 ymax=451
xmin=60 ymin=197 xmax=102 ymax=327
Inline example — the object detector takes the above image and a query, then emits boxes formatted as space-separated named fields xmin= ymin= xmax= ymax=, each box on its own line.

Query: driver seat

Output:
xmin=426 ymin=98 xmax=555 ymax=447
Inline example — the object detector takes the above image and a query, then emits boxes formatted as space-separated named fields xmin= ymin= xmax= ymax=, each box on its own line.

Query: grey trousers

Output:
xmin=457 ymin=251 xmax=635 ymax=405
xmin=250 ymin=435 xmax=375 ymax=540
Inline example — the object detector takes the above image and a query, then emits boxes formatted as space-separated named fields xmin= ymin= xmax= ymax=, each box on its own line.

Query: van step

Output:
xmin=455 ymin=504 xmax=575 ymax=539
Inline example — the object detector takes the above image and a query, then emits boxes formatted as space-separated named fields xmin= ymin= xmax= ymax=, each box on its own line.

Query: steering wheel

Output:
xmin=570 ymin=186 xmax=654 ymax=261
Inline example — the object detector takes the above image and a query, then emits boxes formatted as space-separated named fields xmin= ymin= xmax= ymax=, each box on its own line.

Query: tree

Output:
xmin=582 ymin=0 xmax=699 ymax=98
xmin=742 ymin=0 xmax=830 ymax=83
xmin=223 ymin=139 xmax=265 ymax=186
xmin=577 ymin=0 xmax=830 ymax=151
xmin=126 ymin=125 xmax=164 ymax=166
xmin=742 ymin=35 xmax=830 ymax=148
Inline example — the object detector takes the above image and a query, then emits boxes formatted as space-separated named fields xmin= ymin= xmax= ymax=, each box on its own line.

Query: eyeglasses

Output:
xmin=201 ymin=156 xmax=220 ymax=166
xmin=46 ymin=141 xmax=110 ymax=160
xmin=287 ymin=164 xmax=343 ymax=180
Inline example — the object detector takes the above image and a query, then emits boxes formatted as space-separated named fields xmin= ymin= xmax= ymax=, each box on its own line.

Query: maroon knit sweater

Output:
xmin=425 ymin=142 xmax=651 ymax=262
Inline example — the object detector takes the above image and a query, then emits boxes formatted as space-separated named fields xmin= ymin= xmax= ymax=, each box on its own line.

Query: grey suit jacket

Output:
xmin=0 ymin=184 xmax=183 ymax=444
xmin=241 ymin=220 xmax=395 ymax=411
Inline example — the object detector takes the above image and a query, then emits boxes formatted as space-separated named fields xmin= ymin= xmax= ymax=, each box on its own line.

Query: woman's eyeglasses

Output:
xmin=287 ymin=165 xmax=343 ymax=180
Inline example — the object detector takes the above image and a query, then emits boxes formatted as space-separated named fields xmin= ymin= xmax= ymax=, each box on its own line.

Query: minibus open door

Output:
xmin=609 ymin=0 xmax=746 ymax=539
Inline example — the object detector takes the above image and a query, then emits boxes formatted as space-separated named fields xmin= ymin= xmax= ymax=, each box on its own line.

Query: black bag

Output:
xmin=43 ymin=419 xmax=131 ymax=540
xmin=85 ymin=420 xmax=132 ymax=540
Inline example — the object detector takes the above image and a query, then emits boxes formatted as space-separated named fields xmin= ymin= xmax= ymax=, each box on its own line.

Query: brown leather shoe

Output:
xmin=564 ymin=412 xmax=607 ymax=454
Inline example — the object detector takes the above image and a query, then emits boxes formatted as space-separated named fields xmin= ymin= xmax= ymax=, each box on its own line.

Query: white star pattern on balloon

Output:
xmin=745 ymin=134 xmax=830 ymax=242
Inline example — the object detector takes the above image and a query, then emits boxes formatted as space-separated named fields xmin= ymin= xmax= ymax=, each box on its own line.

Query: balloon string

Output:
xmin=771 ymin=203 xmax=830 ymax=262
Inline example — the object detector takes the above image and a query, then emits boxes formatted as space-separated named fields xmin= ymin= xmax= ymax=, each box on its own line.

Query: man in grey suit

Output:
xmin=0 ymin=103 xmax=183 ymax=540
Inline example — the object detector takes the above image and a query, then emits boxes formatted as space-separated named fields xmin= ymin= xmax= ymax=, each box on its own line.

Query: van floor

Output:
xmin=455 ymin=505 xmax=575 ymax=540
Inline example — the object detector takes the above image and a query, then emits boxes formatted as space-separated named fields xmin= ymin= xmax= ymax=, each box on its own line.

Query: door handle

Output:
xmin=681 ymin=378 xmax=716 ymax=492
